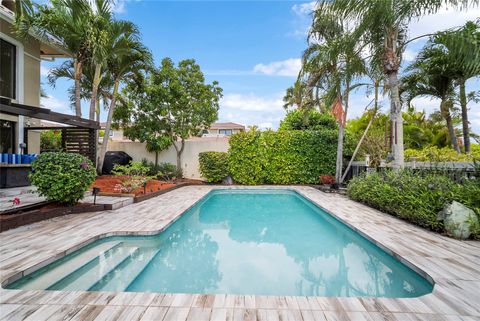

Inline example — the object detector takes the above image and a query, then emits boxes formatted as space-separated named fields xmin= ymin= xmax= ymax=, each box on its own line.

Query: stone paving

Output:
xmin=1 ymin=186 xmax=479 ymax=321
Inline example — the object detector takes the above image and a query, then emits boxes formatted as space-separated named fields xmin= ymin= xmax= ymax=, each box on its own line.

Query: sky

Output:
xmin=40 ymin=0 xmax=480 ymax=134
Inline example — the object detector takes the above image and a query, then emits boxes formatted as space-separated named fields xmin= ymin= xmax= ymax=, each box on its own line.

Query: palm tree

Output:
xmin=326 ymin=0 xmax=476 ymax=167
xmin=301 ymin=4 xmax=366 ymax=183
xmin=401 ymin=46 xmax=461 ymax=152
xmin=434 ymin=21 xmax=480 ymax=152
xmin=96 ymin=37 xmax=152 ymax=173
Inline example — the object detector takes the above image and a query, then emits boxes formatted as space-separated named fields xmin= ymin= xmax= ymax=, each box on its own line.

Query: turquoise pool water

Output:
xmin=6 ymin=189 xmax=433 ymax=297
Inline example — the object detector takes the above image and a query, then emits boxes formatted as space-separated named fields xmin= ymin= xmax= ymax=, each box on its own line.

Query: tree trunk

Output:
xmin=97 ymin=80 xmax=119 ymax=174
xmin=335 ymin=80 xmax=349 ymax=184
xmin=388 ymin=71 xmax=404 ymax=168
xmin=73 ymin=59 xmax=83 ymax=118
xmin=89 ymin=64 xmax=102 ymax=120
xmin=459 ymin=79 xmax=470 ymax=153
xmin=174 ymin=138 xmax=185 ymax=174
xmin=440 ymin=99 xmax=460 ymax=153
xmin=155 ymin=151 xmax=158 ymax=167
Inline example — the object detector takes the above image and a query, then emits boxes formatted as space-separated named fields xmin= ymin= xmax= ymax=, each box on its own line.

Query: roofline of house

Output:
xmin=0 ymin=5 xmax=72 ymax=59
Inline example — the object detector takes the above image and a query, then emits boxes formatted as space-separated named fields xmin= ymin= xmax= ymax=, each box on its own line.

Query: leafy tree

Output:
xmin=116 ymin=58 xmax=223 ymax=170
xmin=325 ymin=0 xmax=476 ymax=167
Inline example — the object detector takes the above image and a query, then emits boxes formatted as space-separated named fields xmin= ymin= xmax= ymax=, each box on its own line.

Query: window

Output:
xmin=0 ymin=120 xmax=15 ymax=153
xmin=0 ymin=39 xmax=16 ymax=99
xmin=219 ymin=129 xmax=233 ymax=136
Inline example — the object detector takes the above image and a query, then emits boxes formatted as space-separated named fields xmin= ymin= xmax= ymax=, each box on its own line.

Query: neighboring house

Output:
xmin=203 ymin=122 xmax=245 ymax=137
xmin=0 ymin=1 xmax=69 ymax=154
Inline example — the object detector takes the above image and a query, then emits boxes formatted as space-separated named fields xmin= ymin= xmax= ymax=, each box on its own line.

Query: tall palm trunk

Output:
xmin=73 ymin=59 xmax=83 ymax=117
xmin=458 ymin=79 xmax=470 ymax=153
xmin=89 ymin=64 xmax=102 ymax=120
xmin=440 ymin=98 xmax=460 ymax=153
xmin=97 ymin=80 xmax=119 ymax=174
xmin=335 ymin=80 xmax=350 ymax=184
xmin=388 ymin=70 xmax=404 ymax=168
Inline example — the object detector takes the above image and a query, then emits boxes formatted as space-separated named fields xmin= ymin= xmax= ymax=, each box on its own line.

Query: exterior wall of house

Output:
xmin=106 ymin=137 xmax=230 ymax=179
xmin=207 ymin=128 xmax=243 ymax=135
xmin=1 ymin=17 xmax=41 ymax=153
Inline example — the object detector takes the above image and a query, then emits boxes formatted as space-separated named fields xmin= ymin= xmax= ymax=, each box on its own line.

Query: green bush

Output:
xmin=228 ymin=128 xmax=347 ymax=184
xmin=405 ymin=146 xmax=480 ymax=162
xmin=279 ymin=109 xmax=337 ymax=131
xmin=199 ymin=152 xmax=229 ymax=182
xmin=347 ymin=170 xmax=480 ymax=235
xmin=140 ymin=159 xmax=182 ymax=180
xmin=29 ymin=152 xmax=96 ymax=205
xmin=40 ymin=130 xmax=62 ymax=152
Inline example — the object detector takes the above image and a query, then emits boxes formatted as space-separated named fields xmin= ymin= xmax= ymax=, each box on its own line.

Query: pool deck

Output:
xmin=1 ymin=185 xmax=479 ymax=321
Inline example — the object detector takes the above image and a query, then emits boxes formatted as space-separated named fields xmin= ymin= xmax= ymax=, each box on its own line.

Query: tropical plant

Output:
xmin=111 ymin=161 xmax=152 ymax=194
xmin=325 ymin=0 xmax=476 ymax=167
xmin=300 ymin=3 xmax=366 ymax=183
xmin=432 ymin=21 xmax=480 ymax=153
xmin=96 ymin=34 xmax=152 ymax=174
xmin=29 ymin=152 xmax=96 ymax=205
xmin=40 ymin=130 xmax=62 ymax=152
xmin=401 ymin=45 xmax=460 ymax=152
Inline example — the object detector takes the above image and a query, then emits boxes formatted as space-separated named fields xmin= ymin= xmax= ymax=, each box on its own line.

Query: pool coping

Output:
xmin=1 ymin=185 xmax=479 ymax=320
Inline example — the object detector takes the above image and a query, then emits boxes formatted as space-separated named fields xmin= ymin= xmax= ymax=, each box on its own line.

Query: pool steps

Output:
xmin=89 ymin=248 xmax=160 ymax=292
xmin=47 ymin=242 xmax=138 ymax=291
xmin=18 ymin=241 xmax=122 ymax=290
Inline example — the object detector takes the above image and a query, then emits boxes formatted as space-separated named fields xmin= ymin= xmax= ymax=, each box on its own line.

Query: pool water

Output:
xmin=7 ymin=189 xmax=433 ymax=297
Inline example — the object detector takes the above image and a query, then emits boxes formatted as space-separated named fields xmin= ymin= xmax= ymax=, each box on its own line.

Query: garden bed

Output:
xmin=0 ymin=203 xmax=106 ymax=232
xmin=91 ymin=175 xmax=177 ymax=196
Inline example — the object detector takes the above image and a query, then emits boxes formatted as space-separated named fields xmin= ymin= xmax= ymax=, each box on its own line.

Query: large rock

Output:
xmin=437 ymin=201 xmax=478 ymax=239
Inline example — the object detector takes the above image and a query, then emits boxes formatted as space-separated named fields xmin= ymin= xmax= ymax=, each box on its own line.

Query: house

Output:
xmin=0 ymin=1 xmax=69 ymax=155
xmin=203 ymin=122 xmax=245 ymax=137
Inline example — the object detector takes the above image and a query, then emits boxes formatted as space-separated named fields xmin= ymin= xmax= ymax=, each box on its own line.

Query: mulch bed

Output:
xmin=91 ymin=175 xmax=177 ymax=196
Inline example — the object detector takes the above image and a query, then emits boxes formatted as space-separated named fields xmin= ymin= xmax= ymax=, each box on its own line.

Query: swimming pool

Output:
xmin=6 ymin=189 xmax=433 ymax=297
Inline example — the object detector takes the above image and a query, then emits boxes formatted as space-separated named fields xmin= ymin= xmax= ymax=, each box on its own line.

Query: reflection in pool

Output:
xmin=7 ymin=189 xmax=433 ymax=297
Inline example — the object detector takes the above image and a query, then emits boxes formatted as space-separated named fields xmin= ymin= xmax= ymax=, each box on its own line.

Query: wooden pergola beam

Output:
xmin=0 ymin=98 xmax=100 ymax=129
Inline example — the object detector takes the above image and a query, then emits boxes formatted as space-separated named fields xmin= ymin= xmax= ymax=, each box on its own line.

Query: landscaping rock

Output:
xmin=437 ymin=201 xmax=478 ymax=239
xmin=222 ymin=176 xmax=233 ymax=185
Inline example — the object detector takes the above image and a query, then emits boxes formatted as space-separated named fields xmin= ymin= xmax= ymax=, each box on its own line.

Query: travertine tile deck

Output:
xmin=1 ymin=186 xmax=479 ymax=321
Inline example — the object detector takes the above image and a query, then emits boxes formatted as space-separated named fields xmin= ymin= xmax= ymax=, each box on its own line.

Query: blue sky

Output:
xmin=41 ymin=1 xmax=480 ymax=134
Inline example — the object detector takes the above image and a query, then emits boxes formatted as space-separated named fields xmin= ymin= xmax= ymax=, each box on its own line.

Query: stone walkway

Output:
xmin=0 ymin=186 xmax=479 ymax=321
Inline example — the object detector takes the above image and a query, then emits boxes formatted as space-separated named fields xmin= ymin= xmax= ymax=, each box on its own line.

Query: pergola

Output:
xmin=0 ymin=98 xmax=100 ymax=164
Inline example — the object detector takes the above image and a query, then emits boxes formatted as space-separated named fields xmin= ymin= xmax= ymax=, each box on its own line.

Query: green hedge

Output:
xmin=30 ymin=152 xmax=96 ymax=205
xmin=199 ymin=152 xmax=229 ymax=182
xmin=228 ymin=129 xmax=347 ymax=184
xmin=347 ymin=170 xmax=480 ymax=234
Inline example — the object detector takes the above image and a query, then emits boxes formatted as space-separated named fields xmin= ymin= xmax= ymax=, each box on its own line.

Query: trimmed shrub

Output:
xmin=279 ymin=109 xmax=337 ymax=131
xmin=405 ymin=146 xmax=480 ymax=162
xmin=140 ymin=159 xmax=182 ymax=180
xmin=199 ymin=152 xmax=229 ymax=182
xmin=228 ymin=128 xmax=347 ymax=184
xmin=347 ymin=170 xmax=480 ymax=235
xmin=29 ymin=152 xmax=96 ymax=205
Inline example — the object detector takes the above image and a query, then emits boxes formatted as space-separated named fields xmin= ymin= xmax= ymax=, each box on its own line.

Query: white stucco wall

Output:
xmin=106 ymin=137 xmax=230 ymax=179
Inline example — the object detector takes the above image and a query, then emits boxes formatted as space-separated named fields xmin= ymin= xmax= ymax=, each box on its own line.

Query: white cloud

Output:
xmin=40 ymin=66 xmax=50 ymax=77
xmin=402 ymin=49 xmax=418 ymax=62
xmin=292 ymin=1 xmax=316 ymax=16
xmin=40 ymin=95 xmax=72 ymax=114
xmin=253 ymin=58 xmax=301 ymax=77
xmin=219 ymin=93 xmax=285 ymax=128
xmin=408 ymin=5 xmax=480 ymax=40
